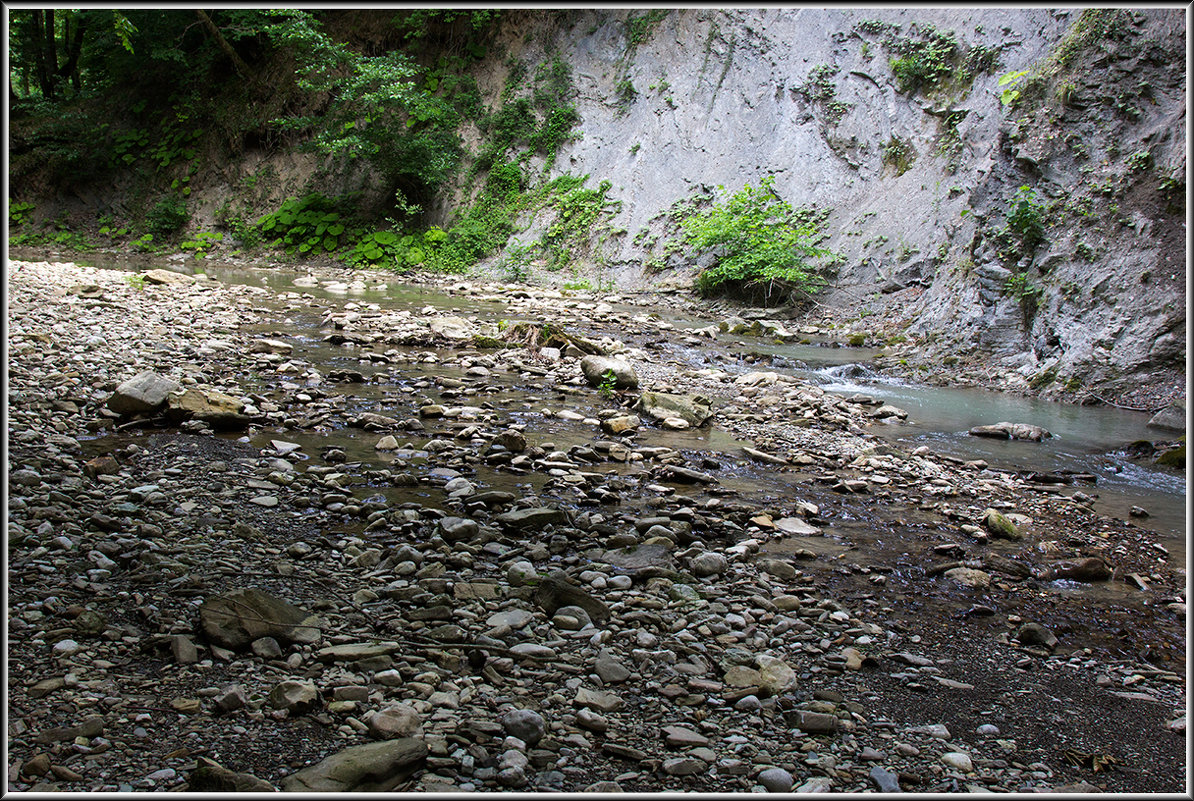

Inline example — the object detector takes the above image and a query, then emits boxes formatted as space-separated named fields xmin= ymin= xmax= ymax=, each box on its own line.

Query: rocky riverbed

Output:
xmin=6 ymin=258 xmax=1187 ymax=793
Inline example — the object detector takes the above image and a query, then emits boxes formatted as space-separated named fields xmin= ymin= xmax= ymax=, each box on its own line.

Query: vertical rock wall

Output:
xmin=474 ymin=8 xmax=1184 ymax=400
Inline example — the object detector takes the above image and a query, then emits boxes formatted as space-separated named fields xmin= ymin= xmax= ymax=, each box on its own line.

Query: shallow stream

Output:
xmin=64 ymin=252 xmax=1187 ymax=564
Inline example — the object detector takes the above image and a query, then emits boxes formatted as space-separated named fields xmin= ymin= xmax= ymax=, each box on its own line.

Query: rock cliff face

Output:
xmin=466 ymin=8 xmax=1185 ymax=404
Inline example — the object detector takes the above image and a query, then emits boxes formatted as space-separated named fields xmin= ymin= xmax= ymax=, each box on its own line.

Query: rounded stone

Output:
xmin=501 ymin=708 xmax=546 ymax=745
xmin=758 ymin=767 xmax=795 ymax=793
xmin=941 ymin=751 xmax=974 ymax=773
xmin=691 ymin=551 xmax=728 ymax=577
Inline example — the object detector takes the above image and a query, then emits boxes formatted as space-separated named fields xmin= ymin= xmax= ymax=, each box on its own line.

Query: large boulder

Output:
xmin=635 ymin=392 xmax=713 ymax=427
xmin=533 ymin=570 xmax=610 ymax=623
xmin=720 ymin=318 xmax=795 ymax=339
xmin=164 ymin=387 xmax=248 ymax=429
xmin=580 ymin=355 xmax=639 ymax=390
xmin=107 ymin=371 xmax=182 ymax=416
xmin=142 ymin=268 xmax=195 ymax=285
xmin=279 ymin=739 xmax=427 ymax=793
xmin=600 ymin=542 xmax=675 ymax=573
xmin=969 ymin=422 xmax=1051 ymax=441
xmin=982 ymin=508 xmax=1021 ymax=540
xmin=1147 ymin=401 xmax=1185 ymax=432
xmin=199 ymin=588 xmax=323 ymax=651
xmin=188 ymin=759 xmax=278 ymax=792
xmin=428 ymin=316 xmax=474 ymax=340
xmin=496 ymin=506 xmax=569 ymax=530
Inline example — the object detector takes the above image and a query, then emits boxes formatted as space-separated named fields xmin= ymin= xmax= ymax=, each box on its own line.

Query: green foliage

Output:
xmin=24 ymin=224 xmax=96 ymax=251
xmin=132 ymin=233 xmax=157 ymax=252
xmin=998 ymin=69 xmax=1030 ymax=106
xmin=145 ymin=196 xmax=189 ymax=237
xmin=125 ymin=273 xmax=146 ymax=291
xmin=626 ymin=10 xmax=669 ymax=47
xmin=213 ymin=202 xmax=261 ymax=248
xmin=800 ymin=65 xmax=838 ymax=103
xmin=855 ymin=19 xmax=901 ymax=37
xmin=391 ymin=9 xmax=501 ymax=43
xmin=255 ymin=193 xmax=345 ymax=255
xmin=1158 ymin=175 xmax=1185 ymax=215
xmin=881 ymin=136 xmax=915 ymax=176
xmin=1029 ymin=365 xmax=1059 ymax=389
xmin=1003 ymin=9 xmax=1132 ymax=112
xmin=681 ymin=176 xmax=832 ymax=304
xmin=1054 ymin=9 xmax=1131 ymax=69
xmin=10 ymin=201 xmax=36 ymax=227
xmin=857 ymin=21 xmax=999 ymax=98
xmin=346 ymin=227 xmax=450 ymax=270
xmin=474 ymin=55 xmax=580 ymax=176
xmin=111 ymin=127 xmax=151 ymax=167
xmin=1004 ymin=185 xmax=1046 ymax=252
xmin=538 ymin=177 xmax=621 ymax=271
xmin=265 ymin=11 xmax=463 ymax=213
xmin=499 ymin=238 xmax=534 ymax=282
xmin=1003 ymin=272 xmax=1042 ymax=316
xmin=615 ymin=79 xmax=638 ymax=112
xmin=889 ymin=25 xmax=960 ymax=95
xmin=98 ymin=216 xmax=130 ymax=240
xmin=1126 ymin=149 xmax=1153 ymax=174
xmin=598 ymin=369 xmax=618 ymax=399
xmin=180 ymin=230 xmax=224 ymax=258
xmin=798 ymin=65 xmax=851 ymax=125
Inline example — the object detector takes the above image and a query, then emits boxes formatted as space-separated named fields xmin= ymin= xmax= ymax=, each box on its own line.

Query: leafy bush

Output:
xmin=9 ymin=201 xmax=35 ymax=227
xmin=180 ymin=230 xmax=224 ymax=258
xmin=145 ymin=196 xmax=189 ymax=237
xmin=498 ymin=238 xmax=534 ymax=282
xmin=347 ymin=227 xmax=449 ymax=270
xmin=889 ymin=26 xmax=959 ymax=95
xmin=1004 ymin=185 xmax=1045 ymax=252
xmin=682 ymin=176 xmax=831 ymax=304
xmin=256 ymin=194 xmax=345 ymax=254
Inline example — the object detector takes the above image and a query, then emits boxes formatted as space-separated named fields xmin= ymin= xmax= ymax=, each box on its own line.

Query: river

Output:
xmin=54 ymin=251 xmax=1188 ymax=562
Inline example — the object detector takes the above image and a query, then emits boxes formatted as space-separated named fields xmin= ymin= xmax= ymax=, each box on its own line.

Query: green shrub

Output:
xmin=9 ymin=201 xmax=35 ymax=227
xmin=180 ymin=230 xmax=224 ymax=258
xmin=346 ymin=227 xmax=449 ymax=270
xmin=682 ymin=176 xmax=831 ymax=304
xmin=499 ymin=238 xmax=534 ymax=282
xmin=256 ymin=194 xmax=345 ymax=255
xmin=145 ymin=196 xmax=189 ymax=237
xmin=889 ymin=26 xmax=959 ymax=95
xmin=1004 ymin=185 xmax=1045 ymax=252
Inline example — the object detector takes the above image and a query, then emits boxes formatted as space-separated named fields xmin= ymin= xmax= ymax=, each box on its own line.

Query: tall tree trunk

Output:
xmin=58 ymin=14 xmax=87 ymax=93
xmin=30 ymin=11 xmax=54 ymax=99
xmin=195 ymin=10 xmax=252 ymax=77
xmin=43 ymin=10 xmax=58 ymax=97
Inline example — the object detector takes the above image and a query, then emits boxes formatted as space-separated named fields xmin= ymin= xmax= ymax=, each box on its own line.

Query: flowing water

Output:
xmin=64 ymin=253 xmax=1188 ymax=562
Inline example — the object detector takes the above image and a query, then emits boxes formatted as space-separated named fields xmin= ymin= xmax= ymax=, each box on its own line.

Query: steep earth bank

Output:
xmin=6 ymin=258 xmax=1187 ymax=793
